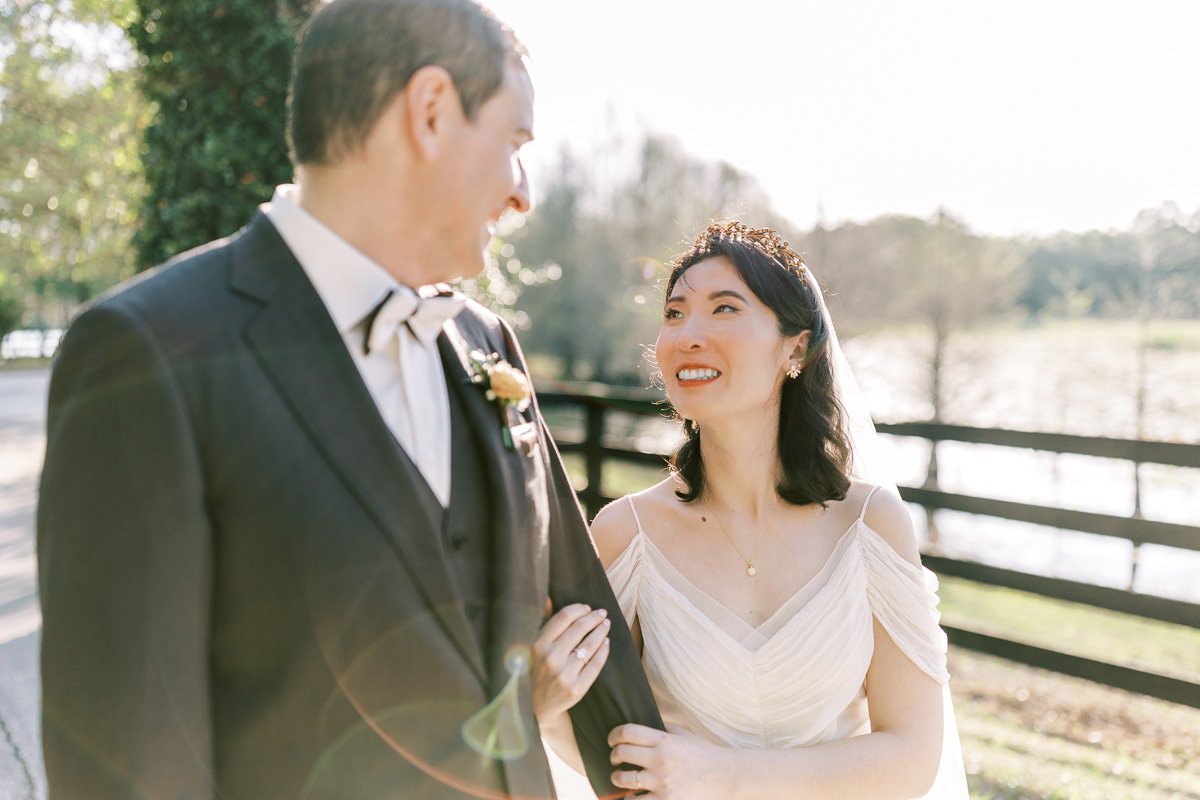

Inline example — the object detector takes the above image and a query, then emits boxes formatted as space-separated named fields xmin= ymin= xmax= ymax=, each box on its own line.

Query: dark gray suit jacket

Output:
xmin=37 ymin=214 xmax=662 ymax=799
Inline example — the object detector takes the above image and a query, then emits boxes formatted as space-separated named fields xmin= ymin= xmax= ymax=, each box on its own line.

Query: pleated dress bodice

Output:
xmin=600 ymin=486 xmax=969 ymax=798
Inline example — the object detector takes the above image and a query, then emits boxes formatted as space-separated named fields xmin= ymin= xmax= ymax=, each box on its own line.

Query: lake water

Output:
xmin=845 ymin=322 xmax=1200 ymax=603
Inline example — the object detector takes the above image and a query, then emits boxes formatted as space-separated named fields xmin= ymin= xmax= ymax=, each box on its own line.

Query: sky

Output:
xmin=484 ymin=0 xmax=1200 ymax=238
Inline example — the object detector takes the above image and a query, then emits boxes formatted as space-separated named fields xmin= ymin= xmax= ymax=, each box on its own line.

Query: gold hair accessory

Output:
xmin=691 ymin=221 xmax=807 ymax=277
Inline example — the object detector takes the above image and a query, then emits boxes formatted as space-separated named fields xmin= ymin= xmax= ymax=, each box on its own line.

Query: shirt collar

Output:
xmin=263 ymin=184 xmax=415 ymax=335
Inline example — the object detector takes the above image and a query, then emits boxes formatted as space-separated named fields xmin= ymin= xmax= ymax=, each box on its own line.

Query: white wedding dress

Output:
xmin=546 ymin=485 xmax=968 ymax=799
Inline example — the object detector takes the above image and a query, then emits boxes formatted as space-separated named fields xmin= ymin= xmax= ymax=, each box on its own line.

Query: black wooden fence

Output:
xmin=537 ymin=384 xmax=1200 ymax=709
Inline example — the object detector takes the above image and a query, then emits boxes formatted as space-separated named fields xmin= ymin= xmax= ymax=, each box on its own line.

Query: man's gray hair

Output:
xmin=287 ymin=0 xmax=525 ymax=165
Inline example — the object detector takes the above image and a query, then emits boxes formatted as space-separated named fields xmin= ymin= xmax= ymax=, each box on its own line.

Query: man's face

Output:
xmin=433 ymin=61 xmax=534 ymax=281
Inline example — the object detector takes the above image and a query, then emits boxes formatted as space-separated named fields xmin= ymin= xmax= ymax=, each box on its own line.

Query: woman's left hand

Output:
xmin=608 ymin=724 xmax=735 ymax=799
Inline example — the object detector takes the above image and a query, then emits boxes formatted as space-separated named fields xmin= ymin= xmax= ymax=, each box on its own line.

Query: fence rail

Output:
xmin=899 ymin=486 xmax=1197 ymax=551
xmin=537 ymin=384 xmax=1200 ymax=709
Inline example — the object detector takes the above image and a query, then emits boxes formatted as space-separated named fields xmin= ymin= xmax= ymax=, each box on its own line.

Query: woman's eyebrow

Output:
xmin=666 ymin=289 xmax=749 ymax=305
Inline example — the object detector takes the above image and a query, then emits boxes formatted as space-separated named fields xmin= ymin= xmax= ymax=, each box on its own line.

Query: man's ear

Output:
xmin=404 ymin=64 xmax=461 ymax=160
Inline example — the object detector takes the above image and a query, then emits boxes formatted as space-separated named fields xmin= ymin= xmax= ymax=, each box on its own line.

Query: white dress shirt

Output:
xmin=264 ymin=184 xmax=455 ymax=506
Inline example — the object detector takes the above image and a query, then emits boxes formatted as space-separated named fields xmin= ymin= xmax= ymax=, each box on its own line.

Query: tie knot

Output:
xmin=363 ymin=287 xmax=466 ymax=354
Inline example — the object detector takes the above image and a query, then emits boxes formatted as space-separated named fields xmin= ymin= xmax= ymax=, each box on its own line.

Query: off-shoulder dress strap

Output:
xmin=857 ymin=484 xmax=883 ymax=523
xmin=856 ymin=485 xmax=951 ymax=685
xmin=625 ymin=495 xmax=646 ymax=535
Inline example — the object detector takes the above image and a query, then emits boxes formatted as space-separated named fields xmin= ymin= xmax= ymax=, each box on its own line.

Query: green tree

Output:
xmin=0 ymin=272 xmax=21 ymax=338
xmin=0 ymin=0 xmax=144 ymax=325
xmin=1132 ymin=203 xmax=1200 ymax=319
xmin=128 ymin=0 xmax=317 ymax=268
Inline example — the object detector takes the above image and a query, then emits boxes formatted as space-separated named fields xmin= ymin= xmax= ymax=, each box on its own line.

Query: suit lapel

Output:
xmin=231 ymin=216 xmax=486 ymax=682
xmin=440 ymin=320 xmax=549 ymax=680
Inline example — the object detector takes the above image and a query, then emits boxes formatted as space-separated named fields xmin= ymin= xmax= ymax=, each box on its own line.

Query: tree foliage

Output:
xmin=128 ymin=0 xmax=317 ymax=268
xmin=1014 ymin=205 xmax=1200 ymax=321
xmin=0 ymin=0 xmax=144 ymax=326
xmin=0 ymin=271 xmax=21 ymax=338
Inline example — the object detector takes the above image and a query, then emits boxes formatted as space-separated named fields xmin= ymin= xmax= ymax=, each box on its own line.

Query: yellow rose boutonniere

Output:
xmin=468 ymin=350 xmax=532 ymax=448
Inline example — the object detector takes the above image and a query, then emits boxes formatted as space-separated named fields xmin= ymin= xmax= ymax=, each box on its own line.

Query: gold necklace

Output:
xmin=700 ymin=495 xmax=781 ymax=577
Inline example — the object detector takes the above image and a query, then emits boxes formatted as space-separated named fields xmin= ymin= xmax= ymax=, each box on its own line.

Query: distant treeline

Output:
xmin=503 ymin=135 xmax=1200 ymax=384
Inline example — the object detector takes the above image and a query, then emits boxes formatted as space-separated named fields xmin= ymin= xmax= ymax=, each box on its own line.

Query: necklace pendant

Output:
xmin=746 ymin=564 xmax=757 ymax=577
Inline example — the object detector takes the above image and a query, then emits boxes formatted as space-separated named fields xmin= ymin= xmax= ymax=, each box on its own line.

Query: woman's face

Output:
xmin=655 ymin=256 xmax=806 ymax=425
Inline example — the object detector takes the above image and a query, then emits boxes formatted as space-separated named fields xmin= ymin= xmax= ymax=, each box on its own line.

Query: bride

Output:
xmin=532 ymin=221 xmax=968 ymax=799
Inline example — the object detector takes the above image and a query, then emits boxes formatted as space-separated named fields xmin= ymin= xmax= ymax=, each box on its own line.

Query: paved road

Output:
xmin=0 ymin=367 xmax=49 ymax=800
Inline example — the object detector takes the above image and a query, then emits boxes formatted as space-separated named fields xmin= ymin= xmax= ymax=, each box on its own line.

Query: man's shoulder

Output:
xmin=85 ymin=217 xmax=274 ymax=323
xmin=91 ymin=233 xmax=235 ymax=312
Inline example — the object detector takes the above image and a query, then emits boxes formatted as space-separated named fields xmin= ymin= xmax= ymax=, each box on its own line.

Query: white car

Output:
xmin=1 ymin=328 xmax=63 ymax=359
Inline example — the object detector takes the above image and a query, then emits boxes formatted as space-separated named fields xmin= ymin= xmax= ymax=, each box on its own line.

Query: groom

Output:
xmin=37 ymin=1 xmax=661 ymax=798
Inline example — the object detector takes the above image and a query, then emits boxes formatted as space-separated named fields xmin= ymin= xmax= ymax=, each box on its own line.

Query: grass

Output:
xmin=952 ymin=648 xmax=1200 ymax=799
xmin=559 ymin=452 xmax=669 ymax=500
xmin=937 ymin=577 xmax=1200 ymax=683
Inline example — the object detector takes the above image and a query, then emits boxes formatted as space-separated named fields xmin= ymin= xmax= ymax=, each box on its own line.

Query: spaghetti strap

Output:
xmin=625 ymin=495 xmax=646 ymax=535
xmin=857 ymin=485 xmax=883 ymax=523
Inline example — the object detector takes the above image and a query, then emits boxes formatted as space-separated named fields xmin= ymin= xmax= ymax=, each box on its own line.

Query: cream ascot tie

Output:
xmin=361 ymin=286 xmax=466 ymax=506
xmin=363 ymin=287 xmax=467 ymax=354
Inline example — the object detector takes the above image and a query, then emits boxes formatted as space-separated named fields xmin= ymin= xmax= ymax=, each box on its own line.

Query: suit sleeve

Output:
xmin=37 ymin=303 xmax=215 ymax=799
xmin=497 ymin=321 xmax=664 ymax=793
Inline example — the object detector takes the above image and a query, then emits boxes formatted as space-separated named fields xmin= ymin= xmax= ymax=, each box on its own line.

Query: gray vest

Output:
xmin=400 ymin=377 xmax=497 ymax=658
xmin=442 ymin=379 xmax=496 ymax=655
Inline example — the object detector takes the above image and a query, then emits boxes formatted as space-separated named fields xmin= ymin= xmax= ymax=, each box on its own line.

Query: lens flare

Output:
xmin=461 ymin=645 xmax=532 ymax=761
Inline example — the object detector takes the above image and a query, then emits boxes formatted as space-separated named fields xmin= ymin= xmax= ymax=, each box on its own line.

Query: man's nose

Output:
xmin=508 ymin=159 xmax=532 ymax=214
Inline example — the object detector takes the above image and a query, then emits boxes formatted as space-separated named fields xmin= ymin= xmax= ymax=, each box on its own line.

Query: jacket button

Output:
xmin=448 ymin=534 xmax=466 ymax=551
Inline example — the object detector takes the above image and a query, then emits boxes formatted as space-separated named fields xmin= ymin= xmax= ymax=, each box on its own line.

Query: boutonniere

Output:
xmin=468 ymin=350 xmax=532 ymax=449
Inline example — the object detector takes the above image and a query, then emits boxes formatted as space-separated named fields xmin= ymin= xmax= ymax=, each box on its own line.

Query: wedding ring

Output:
xmin=572 ymin=647 xmax=588 ymax=661
xmin=635 ymin=771 xmax=642 ymax=791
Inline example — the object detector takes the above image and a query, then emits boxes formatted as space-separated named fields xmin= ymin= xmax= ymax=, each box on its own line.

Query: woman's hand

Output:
xmin=531 ymin=603 xmax=611 ymax=723
xmin=608 ymin=724 xmax=735 ymax=799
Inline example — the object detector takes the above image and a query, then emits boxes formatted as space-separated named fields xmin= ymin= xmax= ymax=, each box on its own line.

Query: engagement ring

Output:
xmin=572 ymin=647 xmax=588 ymax=661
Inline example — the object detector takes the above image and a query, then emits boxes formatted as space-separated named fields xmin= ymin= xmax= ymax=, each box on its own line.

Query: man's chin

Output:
xmin=460 ymin=247 xmax=489 ymax=281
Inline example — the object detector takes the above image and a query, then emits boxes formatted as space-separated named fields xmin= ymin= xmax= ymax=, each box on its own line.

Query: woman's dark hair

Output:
xmin=665 ymin=222 xmax=852 ymax=506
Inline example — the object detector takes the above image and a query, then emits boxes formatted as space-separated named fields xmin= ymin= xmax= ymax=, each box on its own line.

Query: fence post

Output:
xmin=583 ymin=401 xmax=606 ymax=518
xmin=1130 ymin=461 xmax=1144 ymax=591
xmin=923 ymin=437 xmax=941 ymax=550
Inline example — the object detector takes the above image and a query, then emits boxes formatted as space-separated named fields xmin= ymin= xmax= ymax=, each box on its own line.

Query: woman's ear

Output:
xmin=788 ymin=329 xmax=812 ymax=367
xmin=404 ymin=65 xmax=461 ymax=160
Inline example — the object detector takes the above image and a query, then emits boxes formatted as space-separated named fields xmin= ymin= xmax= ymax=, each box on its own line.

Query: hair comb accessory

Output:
xmin=691 ymin=221 xmax=807 ymax=277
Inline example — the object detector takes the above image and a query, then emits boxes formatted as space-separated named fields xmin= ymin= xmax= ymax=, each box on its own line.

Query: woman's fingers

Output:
xmin=534 ymin=605 xmax=608 ymax=661
xmin=531 ymin=606 xmax=613 ymax=721
xmin=560 ymin=607 xmax=608 ymax=656
xmin=610 ymin=768 xmax=651 ymax=795
xmin=576 ymin=636 xmax=609 ymax=685
xmin=570 ymin=616 xmax=611 ymax=662
xmin=608 ymin=723 xmax=666 ymax=748
xmin=539 ymin=607 xmax=608 ymax=671
xmin=535 ymin=603 xmax=592 ymax=646
xmin=609 ymin=741 xmax=655 ymax=769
